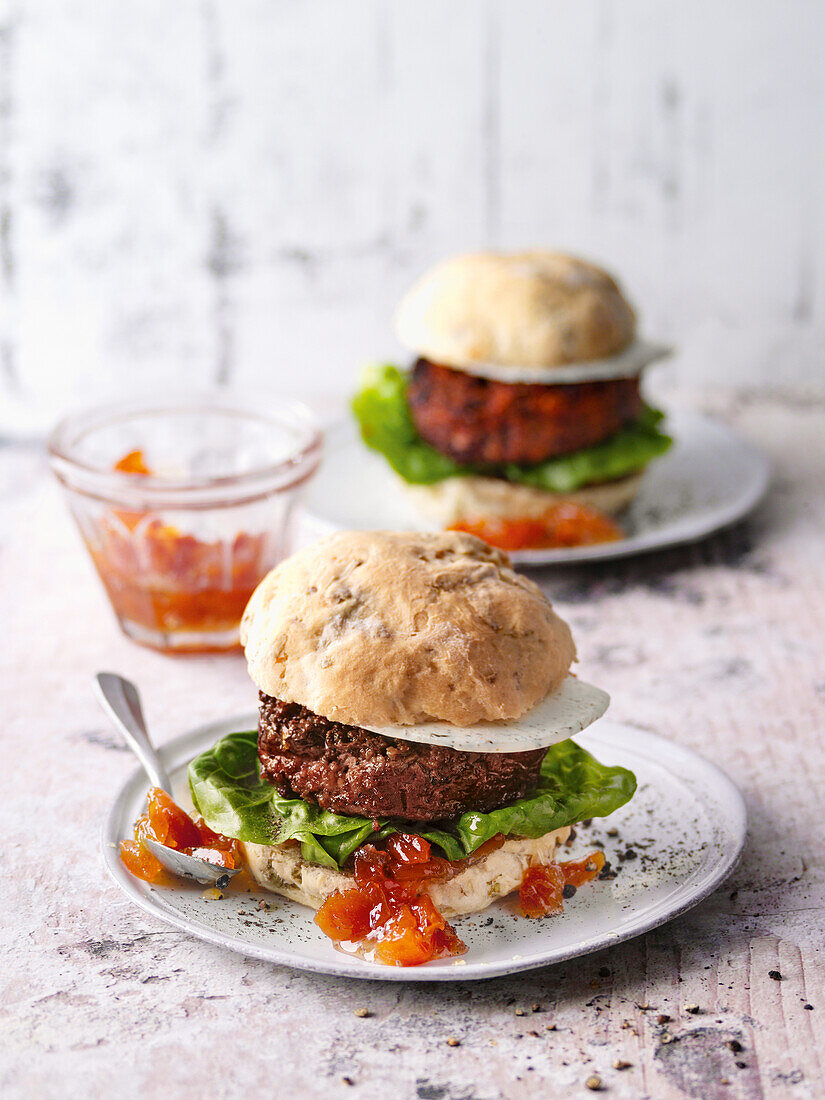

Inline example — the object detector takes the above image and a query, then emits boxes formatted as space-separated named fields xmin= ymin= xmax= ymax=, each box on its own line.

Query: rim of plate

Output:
xmin=302 ymin=409 xmax=771 ymax=567
xmin=102 ymin=715 xmax=747 ymax=982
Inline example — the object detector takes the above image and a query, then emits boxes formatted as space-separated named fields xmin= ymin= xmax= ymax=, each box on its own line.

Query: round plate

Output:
xmin=302 ymin=409 xmax=770 ymax=565
xmin=102 ymin=716 xmax=746 ymax=982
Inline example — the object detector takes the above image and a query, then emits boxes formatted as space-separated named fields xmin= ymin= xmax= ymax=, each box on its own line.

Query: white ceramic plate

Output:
xmin=102 ymin=716 xmax=746 ymax=982
xmin=301 ymin=409 xmax=769 ymax=565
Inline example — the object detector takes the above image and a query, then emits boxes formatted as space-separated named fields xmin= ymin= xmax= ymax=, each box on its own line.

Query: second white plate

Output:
xmin=302 ymin=408 xmax=769 ymax=565
xmin=102 ymin=717 xmax=746 ymax=982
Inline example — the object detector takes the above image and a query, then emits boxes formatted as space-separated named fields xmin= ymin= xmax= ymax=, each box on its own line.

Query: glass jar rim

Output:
xmin=47 ymin=392 xmax=323 ymax=507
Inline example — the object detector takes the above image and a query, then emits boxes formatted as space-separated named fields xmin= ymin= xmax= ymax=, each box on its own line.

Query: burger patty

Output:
xmin=257 ymin=692 xmax=545 ymax=822
xmin=407 ymin=358 xmax=642 ymax=467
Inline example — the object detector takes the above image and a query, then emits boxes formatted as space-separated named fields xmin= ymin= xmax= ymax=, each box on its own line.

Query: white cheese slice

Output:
xmin=367 ymin=676 xmax=609 ymax=754
xmin=444 ymin=338 xmax=671 ymax=385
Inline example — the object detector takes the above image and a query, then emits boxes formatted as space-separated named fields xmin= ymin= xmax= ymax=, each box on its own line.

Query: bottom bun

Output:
xmin=400 ymin=471 xmax=643 ymax=527
xmin=242 ymin=826 xmax=572 ymax=919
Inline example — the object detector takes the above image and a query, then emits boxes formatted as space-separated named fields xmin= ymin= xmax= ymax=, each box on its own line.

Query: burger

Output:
xmin=188 ymin=530 xmax=636 ymax=967
xmin=352 ymin=251 xmax=672 ymax=550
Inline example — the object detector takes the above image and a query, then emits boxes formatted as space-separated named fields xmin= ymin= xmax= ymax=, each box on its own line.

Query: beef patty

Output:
xmin=407 ymin=358 xmax=642 ymax=467
xmin=257 ymin=692 xmax=545 ymax=822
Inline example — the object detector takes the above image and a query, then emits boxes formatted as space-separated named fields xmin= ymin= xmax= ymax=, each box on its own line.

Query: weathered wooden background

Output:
xmin=1 ymin=0 xmax=824 ymax=434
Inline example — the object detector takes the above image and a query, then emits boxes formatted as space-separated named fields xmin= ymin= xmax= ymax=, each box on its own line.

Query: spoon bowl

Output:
xmin=143 ymin=837 xmax=237 ymax=888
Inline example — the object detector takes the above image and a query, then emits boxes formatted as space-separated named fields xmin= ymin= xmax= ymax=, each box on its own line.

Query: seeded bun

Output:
xmin=401 ymin=471 xmax=644 ymax=527
xmin=241 ymin=530 xmax=576 ymax=728
xmin=395 ymin=251 xmax=636 ymax=370
xmin=241 ymin=826 xmax=572 ymax=918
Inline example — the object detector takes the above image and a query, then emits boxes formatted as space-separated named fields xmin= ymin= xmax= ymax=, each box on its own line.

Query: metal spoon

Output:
xmin=95 ymin=672 xmax=240 ymax=886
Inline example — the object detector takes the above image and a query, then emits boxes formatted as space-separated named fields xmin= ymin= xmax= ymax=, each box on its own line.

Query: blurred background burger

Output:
xmin=353 ymin=251 xmax=673 ymax=551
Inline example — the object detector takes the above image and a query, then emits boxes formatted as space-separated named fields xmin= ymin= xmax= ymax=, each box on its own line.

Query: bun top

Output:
xmin=241 ymin=530 xmax=576 ymax=728
xmin=395 ymin=251 xmax=636 ymax=369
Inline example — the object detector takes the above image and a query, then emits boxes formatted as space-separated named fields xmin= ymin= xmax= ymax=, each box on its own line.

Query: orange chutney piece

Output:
xmin=119 ymin=787 xmax=240 ymax=885
xmin=92 ymin=450 xmax=271 ymax=650
xmin=315 ymin=833 xmax=606 ymax=966
xmin=450 ymin=502 xmax=623 ymax=551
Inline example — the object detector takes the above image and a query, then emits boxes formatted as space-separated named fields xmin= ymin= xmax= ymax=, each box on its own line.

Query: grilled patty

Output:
xmin=257 ymin=692 xmax=545 ymax=822
xmin=407 ymin=358 xmax=642 ymax=467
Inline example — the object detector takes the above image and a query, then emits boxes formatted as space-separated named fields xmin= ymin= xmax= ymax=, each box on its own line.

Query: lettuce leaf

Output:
xmin=187 ymin=730 xmax=281 ymax=844
xmin=351 ymin=363 xmax=672 ymax=493
xmin=351 ymin=362 xmax=468 ymax=484
xmin=188 ymin=730 xmax=636 ymax=870
xmin=505 ymin=405 xmax=672 ymax=493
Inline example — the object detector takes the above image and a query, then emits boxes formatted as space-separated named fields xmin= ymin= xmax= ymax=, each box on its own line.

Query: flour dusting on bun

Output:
xmin=395 ymin=251 xmax=637 ymax=370
xmin=241 ymin=530 xmax=576 ymax=728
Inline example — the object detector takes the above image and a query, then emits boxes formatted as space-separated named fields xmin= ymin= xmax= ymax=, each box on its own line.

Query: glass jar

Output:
xmin=48 ymin=394 xmax=322 ymax=653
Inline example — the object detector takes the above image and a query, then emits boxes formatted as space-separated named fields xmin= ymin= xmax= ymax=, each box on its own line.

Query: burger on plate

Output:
xmin=352 ymin=251 xmax=672 ymax=551
xmin=188 ymin=530 xmax=636 ymax=967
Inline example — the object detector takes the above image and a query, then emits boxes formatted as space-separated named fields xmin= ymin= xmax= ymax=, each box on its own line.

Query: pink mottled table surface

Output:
xmin=1 ymin=392 xmax=823 ymax=1100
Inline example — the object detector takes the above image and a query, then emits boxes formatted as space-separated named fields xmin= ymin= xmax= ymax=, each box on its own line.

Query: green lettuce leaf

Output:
xmin=504 ymin=405 xmax=672 ymax=493
xmin=188 ymin=730 xmax=636 ymax=870
xmin=351 ymin=363 xmax=672 ymax=492
xmin=188 ymin=730 xmax=282 ymax=844
xmin=351 ymin=362 xmax=468 ymax=484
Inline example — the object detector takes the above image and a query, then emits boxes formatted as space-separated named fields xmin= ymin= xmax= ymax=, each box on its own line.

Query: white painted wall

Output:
xmin=1 ymin=0 xmax=823 ymax=433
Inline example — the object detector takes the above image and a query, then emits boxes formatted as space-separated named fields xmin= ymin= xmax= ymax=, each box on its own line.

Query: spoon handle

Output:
xmin=94 ymin=672 xmax=172 ymax=793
